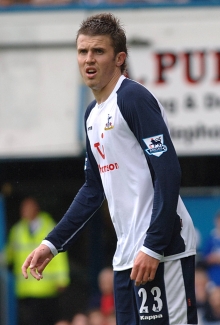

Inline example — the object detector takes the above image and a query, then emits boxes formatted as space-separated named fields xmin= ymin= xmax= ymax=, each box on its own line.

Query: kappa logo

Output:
xmin=140 ymin=314 xmax=163 ymax=321
xmin=104 ymin=114 xmax=114 ymax=130
xmin=143 ymin=134 xmax=167 ymax=157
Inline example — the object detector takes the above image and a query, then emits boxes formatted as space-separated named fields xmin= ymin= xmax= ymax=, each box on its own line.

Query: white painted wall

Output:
xmin=0 ymin=7 xmax=219 ymax=157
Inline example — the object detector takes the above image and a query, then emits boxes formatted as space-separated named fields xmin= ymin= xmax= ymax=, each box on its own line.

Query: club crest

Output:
xmin=104 ymin=114 xmax=114 ymax=130
xmin=143 ymin=134 xmax=167 ymax=157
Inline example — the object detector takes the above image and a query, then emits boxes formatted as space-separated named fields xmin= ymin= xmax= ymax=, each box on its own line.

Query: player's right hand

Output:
xmin=130 ymin=251 xmax=159 ymax=286
xmin=21 ymin=244 xmax=53 ymax=280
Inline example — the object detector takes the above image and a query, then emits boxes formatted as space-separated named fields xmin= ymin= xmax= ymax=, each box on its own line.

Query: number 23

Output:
xmin=138 ymin=287 xmax=163 ymax=313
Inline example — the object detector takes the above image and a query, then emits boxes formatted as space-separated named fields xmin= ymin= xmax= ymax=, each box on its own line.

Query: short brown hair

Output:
xmin=76 ymin=13 xmax=128 ymax=73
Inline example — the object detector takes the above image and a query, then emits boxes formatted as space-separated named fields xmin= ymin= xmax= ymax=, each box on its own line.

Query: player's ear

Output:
xmin=116 ymin=52 xmax=126 ymax=67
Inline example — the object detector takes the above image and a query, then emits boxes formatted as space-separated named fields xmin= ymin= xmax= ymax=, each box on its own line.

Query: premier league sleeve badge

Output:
xmin=143 ymin=134 xmax=167 ymax=157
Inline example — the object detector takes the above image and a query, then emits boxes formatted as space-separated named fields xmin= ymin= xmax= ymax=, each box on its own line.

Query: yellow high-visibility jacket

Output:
xmin=6 ymin=212 xmax=70 ymax=298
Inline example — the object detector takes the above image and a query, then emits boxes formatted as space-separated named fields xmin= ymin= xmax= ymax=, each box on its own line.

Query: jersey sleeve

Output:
xmin=118 ymin=81 xmax=182 ymax=257
xmin=44 ymin=105 xmax=105 ymax=253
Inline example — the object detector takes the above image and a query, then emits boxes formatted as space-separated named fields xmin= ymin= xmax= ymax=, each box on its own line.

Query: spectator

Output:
xmin=195 ymin=266 xmax=213 ymax=324
xmin=203 ymin=211 xmax=220 ymax=286
xmin=71 ymin=313 xmax=89 ymax=325
xmin=105 ymin=312 xmax=116 ymax=325
xmin=98 ymin=267 xmax=114 ymax=316
xmin=55 ymin=321 xmax=71 ymax=325
xmin=202 ymin=286 xmax=220 ymax=325
xmin=87 ymin=309 xmax=105 ymax=325
xmin=6 ymin=197 xmax=70 ymax=325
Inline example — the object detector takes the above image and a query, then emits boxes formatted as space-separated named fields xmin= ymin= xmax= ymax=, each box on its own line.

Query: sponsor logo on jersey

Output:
xmin=140 ymin=314 xmax=163 ymax=321
xmin=98 ymin=163 xmax=119 ymax=173
xmin=94 ymin=142 xmax=105 ymax=159
xmin=88 ymin=126 xmax=92 ymax=131
xmin=94 ymin=142 xmax=119 ymax=173
xmin=143 ymin=134 xmax=167 ymax=157
xmin=104 ymin=114 xmax=114 ymax=130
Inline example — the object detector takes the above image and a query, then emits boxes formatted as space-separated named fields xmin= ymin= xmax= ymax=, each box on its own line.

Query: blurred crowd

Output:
xmin=194 ymin=211 xmax=220 ymax=325
xmin=53 ymin=267 xmax=116 ymax=325
xmin=195 ymin=266 xmax=220 ymax=325
xmin=52 ymin=208 xmax=220 ymax=325
xmin=5 ymin=196 xmax=220 ymax=325
xmin=0 ymin=0 xmax=193 ymax=8
xmin=53 ymin=209 xmax=220 ymax=325
xmin=5 ymin=197 xmax=116 ymax=325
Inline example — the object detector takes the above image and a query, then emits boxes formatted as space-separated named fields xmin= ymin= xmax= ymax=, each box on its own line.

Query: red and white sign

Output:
xmin=0 ymin=8 xmax=220 ymax=157
xmin=126 ymin=7 xmax=220 ymax=155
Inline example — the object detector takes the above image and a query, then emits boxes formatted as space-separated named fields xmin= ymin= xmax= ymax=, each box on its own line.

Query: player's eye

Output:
xmin=78 ymin=49 xmax=87 ymax=54
xmin=95 ymin=49 xmax=104 ymax=54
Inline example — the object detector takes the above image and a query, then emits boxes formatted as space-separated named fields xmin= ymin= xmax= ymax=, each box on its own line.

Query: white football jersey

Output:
xmin=45 ymin=76 xmax=196 ymax=271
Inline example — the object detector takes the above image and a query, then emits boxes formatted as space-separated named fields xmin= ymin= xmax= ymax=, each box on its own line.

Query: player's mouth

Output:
xmin=86 ymin=67 xmax=97 ymax=78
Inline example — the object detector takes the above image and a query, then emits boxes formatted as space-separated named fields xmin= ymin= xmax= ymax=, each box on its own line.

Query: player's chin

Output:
xmin=84 ymin=79 xmax=96 ymax=88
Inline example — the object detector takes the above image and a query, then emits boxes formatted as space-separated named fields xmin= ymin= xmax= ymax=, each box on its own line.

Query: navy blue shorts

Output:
xmin=114 ymin=255 xmax=197 ymax=325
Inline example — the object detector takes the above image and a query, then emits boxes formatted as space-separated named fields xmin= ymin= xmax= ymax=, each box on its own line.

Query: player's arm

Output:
xmin=22 ymin=151 xmax=104 ymax=279
xmin=22 ymin=108 xmax=105 ymax=279
xmin=44 ymin=149 xmax=105 ymax=254
xmin=120 ymin=83 xmax=181 ymax=256
xmin=119 ymin=82 xmax=181 ymax=283
xmin=140 ymin=107 xmax=181 ymax=258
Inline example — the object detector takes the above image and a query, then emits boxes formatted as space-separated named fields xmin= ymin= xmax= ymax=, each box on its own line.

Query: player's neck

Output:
xmin=93 ymin=72 xmax=122 ymax=104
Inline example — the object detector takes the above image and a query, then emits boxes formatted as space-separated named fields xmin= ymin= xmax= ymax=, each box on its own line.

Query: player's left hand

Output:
xmin=130 ymin=251 xmax=160 ymax=286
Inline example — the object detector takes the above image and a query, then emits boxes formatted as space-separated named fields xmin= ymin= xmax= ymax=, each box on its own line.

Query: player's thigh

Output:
xmin=133 ymin=256 xmax=197 ymax=325
xmin=114 ymin=269 xmax=139 ymax=325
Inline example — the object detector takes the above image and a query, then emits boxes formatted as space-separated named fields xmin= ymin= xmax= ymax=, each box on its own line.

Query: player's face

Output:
xmin=77 ymin=34 xmax=125 ymax=101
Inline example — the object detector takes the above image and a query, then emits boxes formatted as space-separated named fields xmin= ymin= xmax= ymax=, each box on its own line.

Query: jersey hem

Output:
xmin=112 ymin=250 xmax=196 ymax=271
xmin=160 ymin=249 xmax=196 ymax=262
xmin=141 ymin=246 xmax=163 ymax=260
